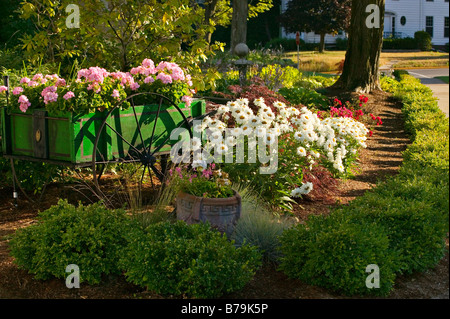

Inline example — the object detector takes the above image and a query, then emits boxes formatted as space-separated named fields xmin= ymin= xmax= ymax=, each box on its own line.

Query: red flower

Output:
xmin=369 ymin=130 xmax=373 ymax=137
xmin=359 ymin=95 xmax=369 ymax=103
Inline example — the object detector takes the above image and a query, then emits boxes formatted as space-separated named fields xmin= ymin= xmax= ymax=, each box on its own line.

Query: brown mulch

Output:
xmin=0 ymin=90 xmax=448 ymax=299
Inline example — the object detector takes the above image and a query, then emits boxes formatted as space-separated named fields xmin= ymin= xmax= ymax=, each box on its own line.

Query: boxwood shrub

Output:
xmin=279 ymin=214 xmax=396 ymax=296
xmin=119 ymin=221 xmax=262 ymax=298
xmin=9 ymin=199 xmax=135 ymax=284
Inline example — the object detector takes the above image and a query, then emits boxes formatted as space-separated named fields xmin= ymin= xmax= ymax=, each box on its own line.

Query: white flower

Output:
xmin=279 ymin=123 xmax=292 ymax=133
xmin=255 ymin=127 xmax=267 ymax=137
xmin=193 ymin=123 xmax=203 ymax=133
xmin=290 ymin=182 xmax=313 ymax=197
xmin=236 ymin=98 xmax=249 ymax=106
xmin=290 ymin=188 xmax=302 ymax=197
xmin=225 ymin=135 xmax=237 ymax=147
xmin=216 ymin=143 xmax=229 ymax=155
xmin=264 ymin=133 xmax=277 ymax=145
xmin=217 ymin=105 xmax=230 ymax=114
xmin=269 ymin=126 xmax=282 ymax=136
xmin=248 ymin=115 xmax=261 ymax=127
xmin=294 ymin=131 xmax=304 ymax=142
xmin=311 ymin=151 xmax=320 ymax=159
xmin=254 ymin=97 xmax=265 ymax=106
xmin=300 ymin=182 xmax=313 ymax=194
xmin=192 ymin=159 xmax=207 ymax=170
xmin=191 ymin=137 xmax=202 ymax=150
xmin=297 ymin=147 xmax=307 ymax=157
xmin=208 ymin=129 xmax=223 ymax=144
xmin=231 ymin=127 xmax=243 ymax=136
xmin=235 ymin=113 xmax=249 ymax=125
xmin=241 ymin=125 xmax=253 ymax=135
xmin=273 ymin=101 xmax=286 ymax=109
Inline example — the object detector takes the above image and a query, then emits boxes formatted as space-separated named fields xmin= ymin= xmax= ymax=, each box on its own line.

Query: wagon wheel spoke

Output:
xmin=104 ymin=121 xmax=144 ymax=157
xmin=146 ymin=96 xmax=163 ymax=156
xmin=131 ymin=97 xmax=149 ymax=158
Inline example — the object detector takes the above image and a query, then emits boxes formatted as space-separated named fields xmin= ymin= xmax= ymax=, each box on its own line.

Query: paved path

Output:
xmin=406 ymin=68 xmax=449 ymax=117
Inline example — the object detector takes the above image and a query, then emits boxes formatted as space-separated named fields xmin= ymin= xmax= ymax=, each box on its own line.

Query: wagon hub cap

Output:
xmin=142 ymin=154 xmax=157 ymax=165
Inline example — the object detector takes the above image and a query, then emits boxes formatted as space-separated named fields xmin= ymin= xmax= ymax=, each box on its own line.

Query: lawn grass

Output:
xmin=282 ymin=50 xmax=449 ymax=73
xmin=435 ymin=76 xmax=449 ymax=84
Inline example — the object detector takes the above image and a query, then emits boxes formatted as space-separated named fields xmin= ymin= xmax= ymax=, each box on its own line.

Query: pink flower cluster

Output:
xmin=110 ymin=71 xmax=135 ymax=87
xmin=130 ymin=58 xmax=157 ymax=77
xmin=18 ymin=95 xmax=31 ymax=112
xmin=12 ymin=87 xmax=24 ymax=95
xmin=41 ymin=85 xmax=58 ymax=105
xmin=78 ymin=67 xmax=109 ymax=84
xmin=63 ymin=91 xmax=75 ymax=100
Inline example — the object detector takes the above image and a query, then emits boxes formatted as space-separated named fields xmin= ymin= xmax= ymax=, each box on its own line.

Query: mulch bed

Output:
xmin=0 ymin=90 xmax=448 ymax=299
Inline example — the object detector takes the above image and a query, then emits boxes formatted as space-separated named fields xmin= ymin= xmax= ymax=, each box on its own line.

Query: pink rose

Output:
xmin=0 ymin=86 xmax=7 ymax=93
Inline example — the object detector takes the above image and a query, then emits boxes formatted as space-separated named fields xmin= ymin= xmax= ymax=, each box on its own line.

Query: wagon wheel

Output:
xmin=91 ymin=92 xmax=193 ymax=208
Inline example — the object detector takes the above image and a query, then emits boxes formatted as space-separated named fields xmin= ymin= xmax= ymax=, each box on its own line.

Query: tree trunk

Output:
xmin=230 ymin=0 xmax=248 ymax=53
xmin=332 ymin=0 xmax=385 ymax=93
xmin=319 ymin=33 xmax=326 ymax=53
xmin=204 ymin=0 xmax=219 ymax=44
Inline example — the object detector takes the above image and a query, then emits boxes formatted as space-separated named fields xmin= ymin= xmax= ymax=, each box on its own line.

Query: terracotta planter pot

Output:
xmin=176 ymin=191 xmax=242 ymax=237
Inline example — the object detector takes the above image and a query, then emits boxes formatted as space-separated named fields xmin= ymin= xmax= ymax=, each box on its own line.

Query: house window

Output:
xmin=426 ymin=16 xmax=434 ymax=37
xmin=401 ymin=16 xmax=406 ymax=26
xmin=445 ymin=17 xmax=449 ymax=38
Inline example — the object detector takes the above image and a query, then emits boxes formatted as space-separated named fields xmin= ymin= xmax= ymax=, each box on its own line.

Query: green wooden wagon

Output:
xmin=0 ymin=77 xmax=207 ymax=203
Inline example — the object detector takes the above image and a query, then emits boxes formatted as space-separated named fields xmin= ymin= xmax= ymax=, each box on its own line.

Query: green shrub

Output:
xmin=9 ymin=200 xmax=135 ymax=284
xmin=120 ymin=221 xmax=262 ymax=298
xmin=294 ymin=75 xmax=338 ymax=89
xmin=403 ymin=109 xmax=448 ymax=139
xmin=279 ymin=214 xmax=396 ymax=296
xmin=278 ymin=87 xmax=329 ymax=109
xmin=336 ymin=192 xmax=448 ymax=274
xmin=403 ymin=128 xmax=449 ymax=170
xmin=414 ymin=31 xmax=432 ymax=51
xmin=393 ymin=69 xmax=409 ymax=80
xmin=335 ymin=38 xmax=348 ymax=50
xmin=383 ymin=37 xmax=417 ymax=50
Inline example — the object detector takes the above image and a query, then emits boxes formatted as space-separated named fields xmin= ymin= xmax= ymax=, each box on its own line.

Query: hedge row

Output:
xmin=9 ymin=200 xmax=262 ymax=298
xmin=278 ymin=74 xmax=449 ymax=296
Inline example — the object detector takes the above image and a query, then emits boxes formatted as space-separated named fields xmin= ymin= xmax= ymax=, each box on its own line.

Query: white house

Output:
xmin=384 ymin=0 xmax=449 ymax=45
xmin=281 ymin=0 xmax=450 ymax=46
